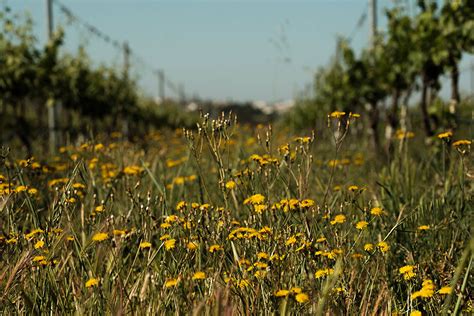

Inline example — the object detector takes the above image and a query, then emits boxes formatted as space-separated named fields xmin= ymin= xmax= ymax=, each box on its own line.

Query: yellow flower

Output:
xmin=275 ymin=289 xmax=290 ymax=297
xmin=186 ymin=241 xmax=198 ymax=250
xmin=164 ymin=239 xmax=176 ymax=250
xmin=123 ymin=165 xmax=143 ymax=175
xmin=330 ymin=111 xmax=346 ymax=118
xmin=225 ymin=181 xmax=236 ymax=190
xmin=286 ymin=236 xmax=297 ymax=246
xmin=315 ymin=268 xmax=334 ymax=279
xmin=209 ymin=244 xmax=223 ymax=253
xmin=364 ymin=243 xmax=374 ymax=252
xmin=139 ymin=241 xmax=152 ymax=249
xmin=370 ymin=207 xmax=384 ymax=216
xmin=257 ymin=252 xmax=269 ymax=260
xmin=33 ymin=255 xmax=46 ymax=262
xmin=410 ymin=311 xmax=422 ymax=316
xmin=254 ymin=204 xmax=267 ymax=214
xmin=377 ymin=241 xmax=390 ymax=253
xmin=452 ymin=139 xmax=471 ymax=147
xmin=34 ymin=240 xmax=45 ymax=249
xmin=295 ymin=293 xmax=309 ymax=303
xmin=95 ymin=205 xmax=105 ymax=213
xmin=92 ymin=232 xmax=108 ymax=242
xmin=330 ymin=214 xmax=346 ymax=225
xmin=437 ymin=131 xmax=453 ymax=139
xmin=316 ymin=237 xmax=327 ymax=243
xmin=113 ymin=229 xmax=126 ymax=236
xmin=399 ymin=265 xmax=417 ymax=280
xmin=192 ymin=271 xmax=206 ymax=280
xmin=417 ymin=225 xmax=430 ymax=231
xmin=300 ymin=199 xmax=315 ymax=208
xmin=438 ymin=286 xmax=452 ymax=295
xmin=164 ymin=278 xmax=179 ymax=288
xmin=176 ymin=201 xmax=187 ymax=211
xmin=356 ymin=221 xmax=368 ymax=230
xmin=15 ymin=185 xmax=28 ymax=193
xmin=243 ymin=194 xmax=265 ymax=205
xmin=348 ymin=185 xmax=359 ymax=192
xmin=412 ymin=279 xmax=435 ymax=299
xmin=85 ymin=278 xmax=99 ymax=288
xmin=290 ymin=287 xmax=302 ymax=294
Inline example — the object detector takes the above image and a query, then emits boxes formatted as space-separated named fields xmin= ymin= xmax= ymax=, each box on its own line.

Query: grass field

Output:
xmin=0 ymin=112 xmax=472 ymax=315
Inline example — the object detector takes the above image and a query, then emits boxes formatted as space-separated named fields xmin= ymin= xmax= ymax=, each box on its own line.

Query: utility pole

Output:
xmin=46 ymin=0 xmax=56 ymax=153
xmin=122 ymin=41 xmax=130 ymax=137
xmin=155 ymin=69 xmax=165 ymax=101
xmin=123 ymin=41 xmax=130 ymax=80
xmin=369 ymin=0 xmax=377 ymax=49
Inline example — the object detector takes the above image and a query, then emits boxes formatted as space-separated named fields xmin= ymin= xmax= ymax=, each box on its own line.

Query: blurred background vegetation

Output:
xmin=1 ymin=0 xmax=473 ymax=155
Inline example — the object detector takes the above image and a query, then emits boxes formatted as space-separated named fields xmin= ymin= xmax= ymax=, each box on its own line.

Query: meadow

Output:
xmin=0 ymin=112 xmax=472 ymax=315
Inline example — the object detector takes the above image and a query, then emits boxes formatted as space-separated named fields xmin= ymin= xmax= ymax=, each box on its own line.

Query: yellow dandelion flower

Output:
xmin=186 ymin=241 xmax=198 ymax=250
xmin=295 ymin=293 xmax=309 ymax=303
xmin=257 ymin=252 xmax=269 ymax=260
xmin=225 ymin=181 xmax=236 ymax=189
xmin=330 ymin=111 xmax=346 ymax=118
xmin=95 ymin=205 xmax=105 ymax=213
xmin=176 ymin=201 xmax=187 ymax=211
xmin=139 ymin=241 xmax=152 ymax=249
xmin=437 ymin=131 xmax=453 ymax=139
xmin=438 ymin=286 xmax=452 ymax=295
xmin=15 ymin=185 xmax=28 ymax=193
xmin=348 ymin=185 xmax=359 ymax=192
xmin=290 ymin=287 xmax=302 ymax=294
xmin=377 ymin=241 xmax=390 ymax=253
xmin=192 ymin=271 xmax=206 ymax=280
xmin=209 ymin=244 xmax=223 ymax=253
xmin=33 ymin=255 xmax=46 ymax=262
xmin=113 ymin=229 xmax=126 ymax=236
xmin=356 ymin=221 xmax=368 ymax=230
xmin=286 ymin=236 xmax=297 ymax=246
xmin=330 ymin=214 xmax=346 ymax=225
xmin=34 ymin=240 xmax=45 ymax=249
xmin=164 ymin=239 xmax=176 ymax=250
xmin=364 ymin=243 xmax=374 ymax=252
xmin=316 ymin=237 xmax=327 ymax=243
xmin=410 ymin=311 xmax=422 ymax=316
xmin=85 ymin=278 xmax=99 ymax=288
xmin=412 ymin=279 xmax=435 ymax=299
xmin=92 ymin=232 xmax=108 ymax=242
xmin=123 ymin=165 xmax=143 ymax=175
xmin=452 ymin=139 xmax=471 ymax=147
xmin=300 ymin=199 xmax=315 ymax=208
xmin=370 ymin=207 xmax=384 ymax=216
xmin=275 ymin=289 xmax=290 ymax=297
xmin=243 ymin=194 xmax=265 ymax=205
xmin=164 ymin=278 xmax=179 ymax=288
xmin=399 ymin=265 xmax=417 ymax=280
xmin=417 ymin=225 xmax=430 ymax=231
xmin=238 ymin=279 xmax=251 ymax=289
xmin=315 ymin=268 xmax=334 ymax=279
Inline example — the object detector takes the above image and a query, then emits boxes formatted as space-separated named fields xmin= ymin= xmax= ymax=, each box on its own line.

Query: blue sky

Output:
xmin=6 ymin=0 xmax=474 ymax=102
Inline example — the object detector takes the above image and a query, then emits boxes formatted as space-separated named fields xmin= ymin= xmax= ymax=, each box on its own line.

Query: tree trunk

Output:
xmin=420 ymin=75 xmax=434 ymax=136
xmin=450 ymin=60 xmax=460 ymax=105
xmin=369 ymin=102 xmax=381 ymax=153
xmin=389 ymin=89 xmax=400 ymax=131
